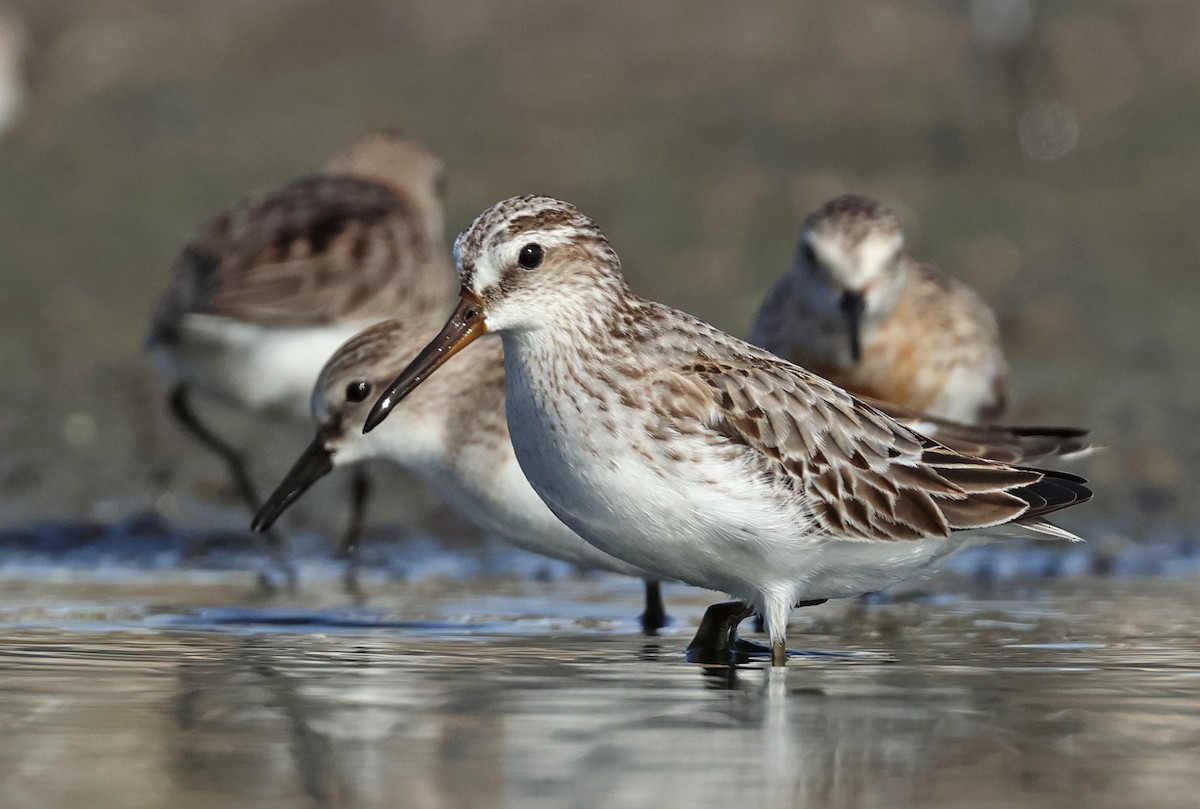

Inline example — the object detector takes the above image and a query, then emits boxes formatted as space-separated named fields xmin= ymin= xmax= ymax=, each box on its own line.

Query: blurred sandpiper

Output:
xmin=252 ymin=318 xmax=673 ymax=634
xmin=751 ymin=195 xmax=1007 ymax=423
xmin=147 ymin=133 xmax=455 ymax=582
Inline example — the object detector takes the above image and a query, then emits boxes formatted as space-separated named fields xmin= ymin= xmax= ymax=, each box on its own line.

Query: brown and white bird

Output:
xmin=147 ymin=133 xmax=455 ymax=573
xmin=751 ymin=195 xmax=1007 ymax=423
xmin=362 ymin=195 xmax=1091 ymax=666
xmin=252 ymin=319 xmax=672 ymax=634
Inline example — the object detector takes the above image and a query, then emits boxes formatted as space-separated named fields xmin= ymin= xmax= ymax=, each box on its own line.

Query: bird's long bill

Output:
xmin=251 ymin=436 xmax=334 ymax=532
xmin=839 ymin=291 xmax=865 ymax=362
xmin=363 ymin=290 xmax=487 ymax=433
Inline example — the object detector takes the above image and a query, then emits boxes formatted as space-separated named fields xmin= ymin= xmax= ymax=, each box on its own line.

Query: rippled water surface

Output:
xmin=0 ymin=575 xmax=1197 ymax=809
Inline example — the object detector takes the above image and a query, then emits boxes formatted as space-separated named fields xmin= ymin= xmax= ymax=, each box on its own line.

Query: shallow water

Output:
xmin=0 ymin=574 xmax=1197 ymax=809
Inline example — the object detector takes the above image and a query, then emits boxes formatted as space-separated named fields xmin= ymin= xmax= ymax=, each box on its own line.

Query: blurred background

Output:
xmin=0 ymin=0 xmax=1196 ymax=552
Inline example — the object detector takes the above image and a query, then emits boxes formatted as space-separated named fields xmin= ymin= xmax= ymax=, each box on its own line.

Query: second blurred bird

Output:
xmin=752 ymin=195 xmax=1007 ymax=423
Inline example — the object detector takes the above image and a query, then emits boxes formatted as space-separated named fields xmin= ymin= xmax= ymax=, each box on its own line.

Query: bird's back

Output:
xmin=148 ymin=174 xmax=454 ymax=344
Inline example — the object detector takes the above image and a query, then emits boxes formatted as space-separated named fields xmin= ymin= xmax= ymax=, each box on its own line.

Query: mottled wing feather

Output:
xmin=656 ymin=359 xmax=1090 ymax=542
xmin=151 ymin=175 xmax=445 ymax=336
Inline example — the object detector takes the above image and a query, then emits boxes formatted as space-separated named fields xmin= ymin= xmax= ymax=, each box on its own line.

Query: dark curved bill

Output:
xmin=251 ymin=436 xmax=334 ymax=532
xmin=363 ymin=289 xmax=487 ymax=433
xmin=839 ymin=290 xmax=865 ymax=362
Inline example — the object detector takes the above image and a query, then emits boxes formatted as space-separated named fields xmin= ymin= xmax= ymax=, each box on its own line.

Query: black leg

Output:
xmin=340 ymin=468 xmax=371 ymax=599
xmin=167 ymin=383 xmax=295 ymax=589
xmin=687 ymin=598 xmax=829 ymax=666
xmin=685 ymin=601 xmax=756 ymax=664
xmin=340 ymin=467 xmax=371 ymax=559
xmin=639 ymin=579 xmax=669 ymax=635
xmin=169 ymin=384 xmax=266 ymax=521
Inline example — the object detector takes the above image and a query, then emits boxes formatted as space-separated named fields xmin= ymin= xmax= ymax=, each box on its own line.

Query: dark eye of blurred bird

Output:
xmin=346 ymin=380 xmax=372 ymax=402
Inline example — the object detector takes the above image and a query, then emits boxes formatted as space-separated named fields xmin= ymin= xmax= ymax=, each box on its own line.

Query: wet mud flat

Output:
xmin=0 ymin=537 xmax=1197 ymax=809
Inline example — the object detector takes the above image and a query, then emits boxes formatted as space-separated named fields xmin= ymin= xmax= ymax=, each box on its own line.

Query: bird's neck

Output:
xmin=504 ymin=284 xmax=646 ymax=369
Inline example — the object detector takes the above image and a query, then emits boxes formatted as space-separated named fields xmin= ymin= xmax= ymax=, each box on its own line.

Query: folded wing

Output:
xmin=653 ymin=357 xmax=1092 ymax=543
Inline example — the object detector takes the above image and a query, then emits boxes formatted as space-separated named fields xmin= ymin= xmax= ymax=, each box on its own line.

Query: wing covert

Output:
xmin=652 ymin=358 xmax=1089 ymax=542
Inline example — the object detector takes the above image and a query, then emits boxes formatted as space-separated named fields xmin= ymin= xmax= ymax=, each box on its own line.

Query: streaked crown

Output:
xmin=312 ymin=319 xmax=415 ymax=426
xmin=451 ymin=196 xmax=626 ymax=330
xmin=799 ymin=194 xmax=905 ymax=292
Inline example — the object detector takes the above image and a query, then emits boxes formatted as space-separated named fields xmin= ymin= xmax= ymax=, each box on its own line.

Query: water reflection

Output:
xmin=0 ymin=583 xmax=1197 ymax=809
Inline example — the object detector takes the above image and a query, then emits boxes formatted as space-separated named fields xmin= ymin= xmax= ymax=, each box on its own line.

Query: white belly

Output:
xmin=152 ymin=315 xmax=370 ymax=419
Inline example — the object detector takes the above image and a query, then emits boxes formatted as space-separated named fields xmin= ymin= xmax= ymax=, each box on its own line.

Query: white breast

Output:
xmin=500 ymin=332 xmax=795 ymax=594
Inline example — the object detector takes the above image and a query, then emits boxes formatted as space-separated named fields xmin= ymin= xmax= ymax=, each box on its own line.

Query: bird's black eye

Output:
xmin=800 ymin=241 xmax=817 ymax=267
xmin=346 ymin=381 xmax=371 ymax=403
xmin=518 ymin=243 xmax=544 ymax=270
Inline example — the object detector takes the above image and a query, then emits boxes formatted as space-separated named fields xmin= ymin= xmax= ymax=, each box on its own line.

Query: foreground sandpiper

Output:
xmin=252 ymin=318 xmax=673 ymax=634
xmin=147 ymin=133 xmax=455 ymax=574
xmin=751 ymin=194 xmax=1008 ymax=423
xmin=363 ymin=195 xmax=1092 ymax=666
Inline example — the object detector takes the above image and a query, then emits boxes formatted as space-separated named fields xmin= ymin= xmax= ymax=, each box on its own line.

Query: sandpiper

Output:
xmin=363 ymin=195 xmax=1091 ymax=666
xmin=147 ymin=133 xmax=455 ymax=574
xmin=751 ymin=194 xmax=1007 ymax=423
xmin=252 ymin=318 xmax=673 ymax=634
